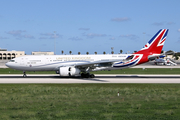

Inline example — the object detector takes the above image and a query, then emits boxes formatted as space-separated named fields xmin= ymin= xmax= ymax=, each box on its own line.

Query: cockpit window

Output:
xmin=10 ymin=60 xmax=15 ymax=62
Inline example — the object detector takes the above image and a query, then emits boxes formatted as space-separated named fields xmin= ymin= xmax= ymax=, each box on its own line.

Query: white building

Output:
xmin=0 ymin=49 xmax=25 ymax=60
xmin=32 ymin=51 xmax=54 ymax=55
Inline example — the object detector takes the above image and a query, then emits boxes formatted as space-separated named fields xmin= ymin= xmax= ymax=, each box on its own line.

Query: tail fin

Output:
xmin=134 ymin=29 xmax=169 ymax=55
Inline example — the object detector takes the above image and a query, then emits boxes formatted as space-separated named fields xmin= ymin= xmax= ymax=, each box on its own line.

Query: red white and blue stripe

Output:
xmin=113 ymin=55 xmax=141 ymax=68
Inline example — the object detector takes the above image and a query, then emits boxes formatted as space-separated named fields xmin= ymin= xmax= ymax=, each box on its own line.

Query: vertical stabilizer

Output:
xmin=135 ymin=29 xmax=169 ymax=55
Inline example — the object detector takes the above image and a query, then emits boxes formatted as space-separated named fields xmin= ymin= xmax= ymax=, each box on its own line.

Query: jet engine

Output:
xmin=58 ymin=67 xmax=81 ymax=76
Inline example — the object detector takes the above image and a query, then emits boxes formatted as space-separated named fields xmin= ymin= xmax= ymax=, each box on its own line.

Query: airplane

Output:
xmin=154 ymin=58 xmax=177 ymax=66
xmin=6 ymin=29 xmax=169 ymax=78
xmin=154 ymin=58 xmax=167 ymax=65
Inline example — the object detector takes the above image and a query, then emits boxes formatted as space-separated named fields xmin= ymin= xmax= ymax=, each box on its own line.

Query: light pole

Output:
xmin=143 ymin=32 xmax=146 ymax=46
xmin=54 ymin=31 xmax=56 ymax=55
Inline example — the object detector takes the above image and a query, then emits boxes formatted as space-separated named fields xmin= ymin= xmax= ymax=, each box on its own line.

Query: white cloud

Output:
xmin=152 ymin=22 xmax=164 ymax=26
xmin=40 ymin=33 xmax=54 ymax=36
xmin=6 ymin=30 xmax=26 ymax=37
xmin=167 ymin=22 xmax=175 ymax=25
xmin=69 ymin=37 xmax=83 ymax=41
xmin=111 ymin=17 xmax=130 ymax=22
xmin=178 ymin=29 xmax=180 ymax=32
xmin=40 ymin=32 xmax=62 ymax=39
xmin=83 ymin=33 xmax=107 ymax=38
xmin=152 ymin=21 xmax=175 ymax=26
xmin=39 ymin=37 xmax=48 ymax=40
xmin=6 ymin=30 xmax=35 ymax=39
xmin=79 ymin=28 xmax=90 ymax=31
xmin=109 ymin=37 xmax=116 ymax=40
xmin=23 ymin=34 xmax=35 ymax=39
xmin=120 ymin=34 xmax=139 ymax=40
xmin=0 ymin=36 xmax=8 ymax=40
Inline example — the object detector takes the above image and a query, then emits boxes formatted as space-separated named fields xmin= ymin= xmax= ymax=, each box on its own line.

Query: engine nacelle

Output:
xmin=59 ymin=67 xmax=81 ymax=76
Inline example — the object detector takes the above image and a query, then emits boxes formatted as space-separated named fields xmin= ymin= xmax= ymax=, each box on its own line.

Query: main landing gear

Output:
xmin=23 ymin=71 xmax=27 ymax=77
xmin=81 ymin=73 xmax=95 ymax=78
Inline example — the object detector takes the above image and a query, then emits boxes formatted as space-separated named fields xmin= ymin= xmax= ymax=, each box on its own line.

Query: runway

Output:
xmin=1 ymin=74 xmax=180 ymax=83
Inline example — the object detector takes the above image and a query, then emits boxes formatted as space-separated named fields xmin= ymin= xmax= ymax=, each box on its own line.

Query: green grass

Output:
xmin=1 ymin=84 xmax=180 ymax=119
xmin=1 ymin=68 xmax=180 ymax=74
xmin=0 ymin=68 xmax=55 ymax=74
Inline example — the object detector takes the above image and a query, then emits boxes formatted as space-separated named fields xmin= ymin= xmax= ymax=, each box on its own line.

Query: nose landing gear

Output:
xmin=23 ymin=71 xmax=27 ymax=77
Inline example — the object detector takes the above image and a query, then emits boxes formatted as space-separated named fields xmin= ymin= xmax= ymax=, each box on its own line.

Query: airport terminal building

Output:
xmin=32 ymin=51 xmax=54 ymax=55
xmin=0 ymin=48 xmax=25 ymax=60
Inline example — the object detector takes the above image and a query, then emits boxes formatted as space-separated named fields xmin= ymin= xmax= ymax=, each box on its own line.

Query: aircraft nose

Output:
xmin=5 ymin=62 xmax=10 ymax=67
xmin=5 ymin=62 xmax=14 ymax=68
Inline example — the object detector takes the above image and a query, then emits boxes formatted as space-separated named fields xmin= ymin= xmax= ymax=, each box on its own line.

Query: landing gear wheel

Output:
xmin=81 ymin=73 xmax=90 ymax=78
xmin=90 ymin=74 xmax=95 ymax=78
xmin=81 ymin=73 xmax=85 ymax=78
xmin=23 ymin=75 xmax=27 ymax=77
xmin=23 ymin=71 xmax=27 ymax=77
xmin=85 ymin=73 xmax=90 ymax=78
xmin=81 ymin=73 xmax=95 ymax=78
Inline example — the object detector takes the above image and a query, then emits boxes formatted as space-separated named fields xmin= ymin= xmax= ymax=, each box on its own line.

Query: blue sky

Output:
xmin=0 ymin=0 xmax=180 ymax=55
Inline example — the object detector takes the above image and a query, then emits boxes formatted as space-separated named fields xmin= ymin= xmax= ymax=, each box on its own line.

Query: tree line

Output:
xmin=61 ymin=50 xmax=124 ymax=55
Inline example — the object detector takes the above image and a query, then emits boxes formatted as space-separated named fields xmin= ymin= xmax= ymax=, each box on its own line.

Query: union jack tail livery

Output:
xmin=134 ymin=29 xmax=169 ymax=64
xmin=135 ymin=29 xmax=168 ymax=55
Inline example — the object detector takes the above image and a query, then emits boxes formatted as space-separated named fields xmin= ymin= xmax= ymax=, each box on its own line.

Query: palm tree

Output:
xmin=69 ymin=51 xmax=72 ymax=55
xmin=111 ymin=51 xmax=114 ymax=54
xmin=120 ymin=50 xmax=123 ymax=54
xmin=134 ymin=51 xmax=137 ymax=53
xmin=61 ymin=50 xmax=64 ymax=55
xmin=174 ymin=54 xmax=179 ymax=60
xmin=78 ymin=52 xmax=81 ymax=55
xmin=94 ymin=52 xmax=97 ymax=55
xmin=86 ymin=52 xmax=89 ymax=55
xmin=103 ymin=51 xmax=106 ymax=55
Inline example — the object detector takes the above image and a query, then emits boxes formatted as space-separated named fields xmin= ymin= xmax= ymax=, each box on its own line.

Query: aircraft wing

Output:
xmin=74 ymin=59 xmax=123 ymax=68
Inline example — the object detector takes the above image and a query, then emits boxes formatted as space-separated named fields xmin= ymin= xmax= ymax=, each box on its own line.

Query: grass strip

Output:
xmin=0 ymin=84 xmax=180 ymax=119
